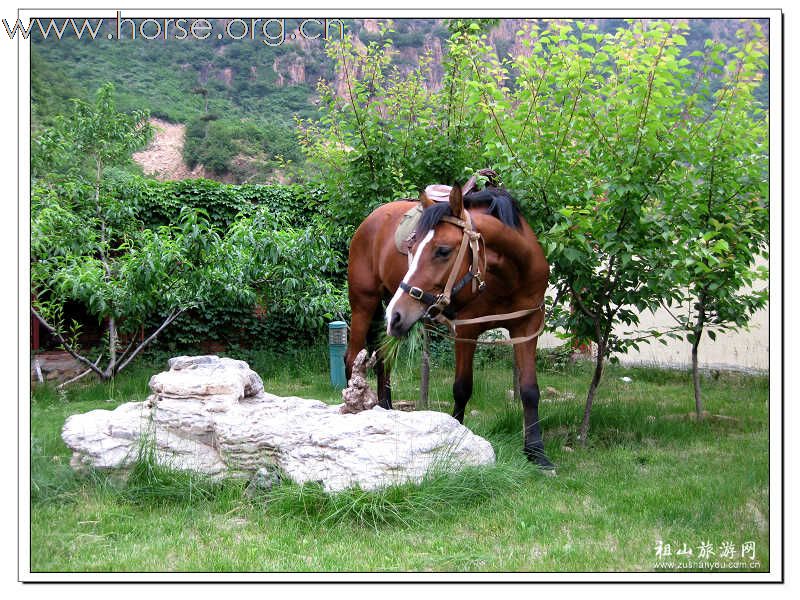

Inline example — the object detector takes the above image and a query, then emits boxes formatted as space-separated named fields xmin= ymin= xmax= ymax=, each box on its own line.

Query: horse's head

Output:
xmin=386 ymin=184 xmax=479 ymax=337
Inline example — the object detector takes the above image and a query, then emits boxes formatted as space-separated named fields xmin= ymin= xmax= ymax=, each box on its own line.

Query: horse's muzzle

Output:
xmin=388 ymin=310 xmax=410 ymax=337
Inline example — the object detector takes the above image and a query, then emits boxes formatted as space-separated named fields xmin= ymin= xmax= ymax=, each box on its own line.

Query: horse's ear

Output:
xmin=419 ymin=190 xmax=435 ymax=208
xmin=449 ymin=182 xmax=464 ymax=217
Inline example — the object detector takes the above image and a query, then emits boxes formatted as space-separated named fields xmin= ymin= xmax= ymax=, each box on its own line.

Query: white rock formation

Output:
xmin=62 ymin=356 xmax=495 ymax=492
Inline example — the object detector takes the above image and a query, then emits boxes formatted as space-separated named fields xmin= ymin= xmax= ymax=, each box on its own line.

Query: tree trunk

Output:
xmin=418 ymin=328 xmax=430 ymax=410
xmin=116 ymin=308 xmax=186 ymax=373
xmin=106 ymin=317 xmax=118 ymax=378
xmin=692 ymin=296 xmax=707 ymax=420
xmin=691 ymin=335 xmax=703 ymax=419
xmin=579 ymin=337 xmax=605 ymax=444
xmin=94 ymin=156 xmax=115 ymax=380
xmin=513 ymin=364 xmax=521 ymax=405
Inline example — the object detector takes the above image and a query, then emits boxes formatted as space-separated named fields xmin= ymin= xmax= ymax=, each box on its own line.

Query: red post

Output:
xmin=31 ymin=294 xmax=39 ymax=351
xmin=31 ymin=315 xmax=39 ymax=351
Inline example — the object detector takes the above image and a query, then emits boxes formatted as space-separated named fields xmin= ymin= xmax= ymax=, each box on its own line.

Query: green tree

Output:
xmin=222 ymin=206 xmax=349 ymax=331
xmin=32 ymin=83 xmax=155 ymax=379
xmin=451 ymin=19 xmax=769 ymax=440
xmin=305 ymin=19 xmax=770 ymax=442
xmin=662 ymin=26 xmax=769 ymax=418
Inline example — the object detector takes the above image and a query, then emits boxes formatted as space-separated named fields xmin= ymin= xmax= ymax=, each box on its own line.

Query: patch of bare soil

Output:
xmin=133 ymin=118 xmax=209 ymax=181
xmin=31 ymin=351 xmax=85 ymax=383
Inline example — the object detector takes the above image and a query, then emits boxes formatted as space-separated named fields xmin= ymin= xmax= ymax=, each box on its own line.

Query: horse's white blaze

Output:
xmin=385 ymin=229 xmax=434 ymax=333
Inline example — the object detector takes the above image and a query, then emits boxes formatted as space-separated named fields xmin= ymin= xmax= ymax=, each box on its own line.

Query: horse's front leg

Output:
xmin=345 ymin=293 xmax=381 ymax=380
xmin=452 ymin=329 xmax=479 ymax=423
xmin=513 ymin=330 xmax=555 ymax=470
xmin=375 ymin=356 xmax=392 ymax=410
xmin=362 ymin=300 xmax=391 ymax=409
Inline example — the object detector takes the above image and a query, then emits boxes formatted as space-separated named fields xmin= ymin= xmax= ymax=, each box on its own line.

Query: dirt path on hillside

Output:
xmin=133 ymin=118 xmax=208 ymax=181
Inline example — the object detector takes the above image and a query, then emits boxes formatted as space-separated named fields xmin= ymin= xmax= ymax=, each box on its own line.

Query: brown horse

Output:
xmin=345 ymin=183 xmax=553 ymax=469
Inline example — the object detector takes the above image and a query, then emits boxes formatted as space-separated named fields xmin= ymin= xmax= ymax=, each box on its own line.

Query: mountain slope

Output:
xmin=32 ymin=17 xmax=768 ymax=183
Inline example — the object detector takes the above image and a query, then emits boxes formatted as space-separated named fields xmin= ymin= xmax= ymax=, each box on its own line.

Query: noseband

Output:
xmin=399 ymin=209 xmax=486 ymax=321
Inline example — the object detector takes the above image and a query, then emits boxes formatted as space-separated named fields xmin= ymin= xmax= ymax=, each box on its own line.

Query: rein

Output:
xmin=399 ymin=207 xmax=546 ymax=346
xmin=423 ymin=301 xmax=546 ymax=346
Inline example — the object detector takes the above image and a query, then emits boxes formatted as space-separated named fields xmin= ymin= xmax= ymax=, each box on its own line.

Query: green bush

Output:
xmin=36 ymin=171 xmax=348 ymax=354
xmin=103 ymin=171 xmax=326 ymax=230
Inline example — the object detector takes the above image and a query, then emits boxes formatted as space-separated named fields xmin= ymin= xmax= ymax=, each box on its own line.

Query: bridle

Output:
xmin=398 ymin=208 xmax=546 ymax=345
xmin=399 ymin=209 xmax=486 ymax=322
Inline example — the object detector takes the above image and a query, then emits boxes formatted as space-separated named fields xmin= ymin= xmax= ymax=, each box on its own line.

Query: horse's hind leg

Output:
xmin=513 ymin=337 xmax=555 ymax=470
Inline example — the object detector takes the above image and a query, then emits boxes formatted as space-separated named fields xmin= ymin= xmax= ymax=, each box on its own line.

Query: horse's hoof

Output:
xmin=525 ymin=447 xmax=556 ymax=471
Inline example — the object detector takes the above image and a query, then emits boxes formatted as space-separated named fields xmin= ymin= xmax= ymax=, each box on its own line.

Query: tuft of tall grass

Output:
xmin=117 ymin=435 xmax=235 ymax=507
xmin=30 ymin=457 xmax=84 ymax=504
xmin=30 ymin=433 xmax=111 ymax=504
xmin=477 ymin=405 xmax=524 ymax=437
xmin=258 ymin=461 xmax=529 ymax=530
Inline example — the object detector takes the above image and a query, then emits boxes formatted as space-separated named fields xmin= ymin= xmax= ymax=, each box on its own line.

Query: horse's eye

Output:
xmin=434 ymin=246 xmax=453 ymax=258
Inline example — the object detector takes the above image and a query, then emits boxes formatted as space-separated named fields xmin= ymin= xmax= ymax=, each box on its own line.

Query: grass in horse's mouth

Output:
xmin=378 ymin=321 xmax=424 ymax=373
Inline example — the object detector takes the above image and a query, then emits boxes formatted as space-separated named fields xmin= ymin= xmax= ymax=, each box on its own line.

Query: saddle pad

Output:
xmin=424 ymin=184 xmax=453 ymax=202
xmin=394 ymin=203 xmax=423 ymax=255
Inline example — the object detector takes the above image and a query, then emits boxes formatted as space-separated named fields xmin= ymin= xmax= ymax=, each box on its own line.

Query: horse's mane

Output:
xmin=415 ymin=188 xmax=522 ymax=239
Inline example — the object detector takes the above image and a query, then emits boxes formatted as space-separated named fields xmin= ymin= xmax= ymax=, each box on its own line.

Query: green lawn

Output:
xmin=29 ymin=346 xmax=770 ymax=573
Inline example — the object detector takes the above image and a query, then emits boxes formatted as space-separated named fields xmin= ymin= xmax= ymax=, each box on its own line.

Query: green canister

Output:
xmin=328 ymin=321 xmax=348 ymax=389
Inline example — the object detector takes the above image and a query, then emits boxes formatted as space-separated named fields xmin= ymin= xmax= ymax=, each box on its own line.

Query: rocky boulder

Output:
xmin=61 ymin=356 xmax=495 ymax=492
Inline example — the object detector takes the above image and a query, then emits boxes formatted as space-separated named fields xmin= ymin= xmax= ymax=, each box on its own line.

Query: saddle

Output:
xmin=393 ymin=170 xmax=500 ymax=255
xmin=394 ymin=204 xmax=424 ymax=255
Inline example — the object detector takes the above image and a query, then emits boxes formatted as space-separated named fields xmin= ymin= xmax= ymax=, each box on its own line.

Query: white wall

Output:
xmin=612 ymin=302 xmax=767 ymax=372
xmin=537 ymin=259 xmax=769 ymax=372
